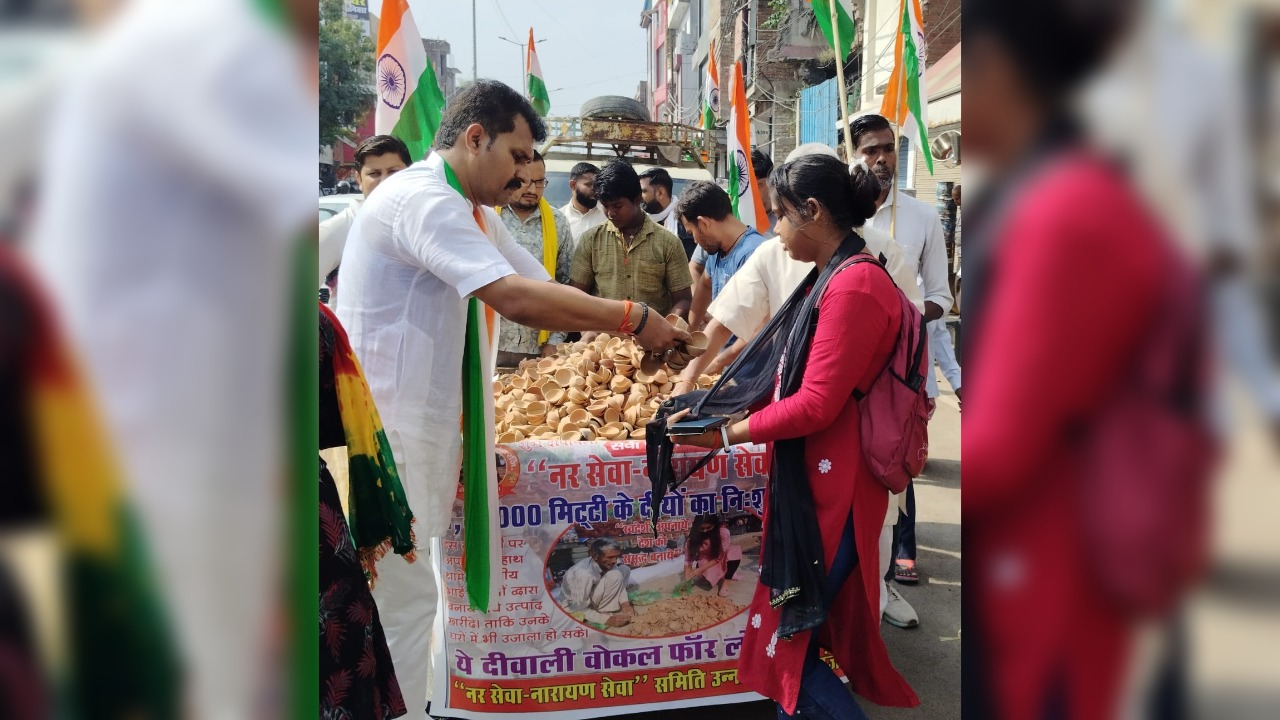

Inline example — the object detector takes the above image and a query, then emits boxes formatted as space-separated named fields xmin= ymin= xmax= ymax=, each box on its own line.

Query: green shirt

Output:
xmin=569 ymin=214 xmax=692 ymax=315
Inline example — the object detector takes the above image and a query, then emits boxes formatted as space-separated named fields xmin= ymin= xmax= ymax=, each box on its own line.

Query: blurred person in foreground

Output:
xmin=667 ymin=154 xmax=918 ymax=718
xmin=25 ymin=0 xmax=318 ymax=716
xmin=963 ymin=1 xmax=1218 ymax=718
xmin=494 ymin=149 xmax=575 ymax=367
xmin=672 ymin=142 xmax=924 ymax=631
xmin=1080 ymin=5 xmax=1280 ymax=446
xmin=334 ymin=80 xmax=687 ymax=718
xmin=1 ymin=243 xmax=180 ymax=718
xmin=319 ymin=134 xmax=412 ymax=293
xmin=319 ymin=303 xmax=417 ymax=719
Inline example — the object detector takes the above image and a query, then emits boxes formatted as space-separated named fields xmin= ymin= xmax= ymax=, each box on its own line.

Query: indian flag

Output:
xmin=702 ymin=39 xmax=719 ymax=130
xmin=809 ymin=1 xmax=856 ymax=60
xmin=375 ymin=0 xmax=447 ymax=161
xmin=527 ymin=28 xmax=551 ymax=116
xmin=726 ymin=62 xmax=768 ymax=232
xmin=880 ymin=0 xmax=933 ymax=174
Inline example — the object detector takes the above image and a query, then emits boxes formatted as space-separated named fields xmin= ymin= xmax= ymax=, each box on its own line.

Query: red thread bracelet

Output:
xmin=617 ymin=300 xmax=634 ymax=334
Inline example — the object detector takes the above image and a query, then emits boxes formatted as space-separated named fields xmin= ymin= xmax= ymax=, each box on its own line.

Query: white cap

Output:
xmin=786 ymin=142 xmax=839 ymax=162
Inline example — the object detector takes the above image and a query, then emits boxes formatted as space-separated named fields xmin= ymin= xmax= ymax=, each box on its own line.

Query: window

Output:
xmin=898 ymin=136 xmax=914 ymax=190
xmin=655 ymin=46 xmax=665 ymax=89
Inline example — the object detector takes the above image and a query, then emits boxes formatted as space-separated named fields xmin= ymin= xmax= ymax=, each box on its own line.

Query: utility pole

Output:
xmin=472 ymin=0 xmax=478 ymax=82
xmin=497 ymin=35 xmax=545 ymax=97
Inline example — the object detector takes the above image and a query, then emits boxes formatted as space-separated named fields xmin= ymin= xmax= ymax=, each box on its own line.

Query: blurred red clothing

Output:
xmin=966 ymin=152 xmax=1170 ymax=720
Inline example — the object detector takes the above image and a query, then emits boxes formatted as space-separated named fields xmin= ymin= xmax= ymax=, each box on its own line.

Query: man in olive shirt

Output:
xmin=569 ymin=160 xmax=692 ymax=318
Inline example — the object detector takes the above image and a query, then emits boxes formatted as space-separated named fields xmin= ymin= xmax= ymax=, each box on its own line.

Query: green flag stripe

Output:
xmin=528 ymin=74 xmax=551 ymax=117
xmin=899 ymin=10 xmax=934 ymax=175
xmin=811 ymin=0 xmax=855 ymax=60
xmin=391 ymin=60 xmax=447 ymax=162
xmin=442 ymin=159 xmax=493 ymax=612
xmin=728 ymin=154 xmax=741 ymax=219
xmin=460 ymin=299 xmax=491 ymax=611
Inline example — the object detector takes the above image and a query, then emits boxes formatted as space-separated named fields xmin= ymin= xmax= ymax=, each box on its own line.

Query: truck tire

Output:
xmin=580 ymin=95 xmax=650 ymax=122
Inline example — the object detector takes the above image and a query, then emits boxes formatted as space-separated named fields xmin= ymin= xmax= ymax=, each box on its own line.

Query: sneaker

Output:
xmin=883 ymin=582 xmax=920 ymax=628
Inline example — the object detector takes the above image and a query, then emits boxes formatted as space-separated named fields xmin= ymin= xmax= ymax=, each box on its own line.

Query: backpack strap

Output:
xmin=832 ymin=256 xmax=929 ymax=399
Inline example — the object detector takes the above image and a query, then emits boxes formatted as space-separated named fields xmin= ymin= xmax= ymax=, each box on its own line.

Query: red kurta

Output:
xmin=737 ymin=257 xmax=919 ymax=714
xmin=966 ymin=152 xmax=1167 ymax=719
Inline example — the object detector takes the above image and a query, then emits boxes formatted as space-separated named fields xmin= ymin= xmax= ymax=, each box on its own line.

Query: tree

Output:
xmin=319 ymin=0 xmax=375 ymax=148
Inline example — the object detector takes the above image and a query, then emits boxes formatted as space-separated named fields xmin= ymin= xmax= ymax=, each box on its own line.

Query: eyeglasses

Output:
xmin=522 ymin=179 xmax=550 ymax=188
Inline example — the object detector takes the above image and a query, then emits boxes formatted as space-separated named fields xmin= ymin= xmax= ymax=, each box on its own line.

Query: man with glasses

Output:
xmin=496 ymin=150 xmax=576 ymax=366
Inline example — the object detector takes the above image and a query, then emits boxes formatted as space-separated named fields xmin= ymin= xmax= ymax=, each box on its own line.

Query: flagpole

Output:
xmin=829 ymin=1 xmax=855 ymax=163
xmin=889 ymin=2 xmax=908 ymax=239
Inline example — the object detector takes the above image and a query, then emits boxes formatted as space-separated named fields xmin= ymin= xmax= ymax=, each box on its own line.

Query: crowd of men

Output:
xmin=319 ymin=79 xmax=961 ymax=717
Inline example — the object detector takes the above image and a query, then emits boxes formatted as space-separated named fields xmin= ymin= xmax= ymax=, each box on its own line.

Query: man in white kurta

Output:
xmin=336 ymin=152 xmax=551 ymax=714
xmin=336 ymin=80 xmax=688 ymax=718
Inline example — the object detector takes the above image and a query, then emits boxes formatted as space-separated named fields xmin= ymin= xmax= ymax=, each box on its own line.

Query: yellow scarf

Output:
xmin=497 ymin=198 xmax=558 ymax=345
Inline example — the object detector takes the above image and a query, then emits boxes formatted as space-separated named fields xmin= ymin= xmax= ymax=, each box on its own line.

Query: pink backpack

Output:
xmin=831 ymin=256 xmax=931 ymax=494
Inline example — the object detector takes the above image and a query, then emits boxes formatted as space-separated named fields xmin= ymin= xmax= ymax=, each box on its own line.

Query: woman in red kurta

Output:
xmin=672 ymin=155 xmax=918 ymax=717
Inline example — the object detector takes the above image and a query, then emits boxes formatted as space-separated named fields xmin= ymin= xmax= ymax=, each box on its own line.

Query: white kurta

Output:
xmin=335 ymin=152 xmax=548 ymax=716
xmin=708 ymin=225 xmax=924 ymax=341
xmin=28 ymin=1 xmax=314 ymax=717
xmin=318 ymin=195 xmax=363 ymax=284
xmin=870 ymin=191 xmax=953 ymax=398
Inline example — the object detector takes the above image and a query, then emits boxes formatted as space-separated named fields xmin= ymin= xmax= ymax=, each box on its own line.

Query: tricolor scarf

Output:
xmin=1 ymin=247 xmax=180 ymax=717
xmin=319 ymin=303 xmax=417 ymax=586
xmin=443 ymin=159 xmax=503 ymax=612
xmin=495 ymin=199 xmax=558 ymax=345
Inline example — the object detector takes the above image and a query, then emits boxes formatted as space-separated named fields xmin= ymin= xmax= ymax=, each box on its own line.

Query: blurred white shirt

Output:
xmin=708 ymin=225 xmax=923 ymax=341
xmin=559 ymin=200 xmax=606 ymax=242
xmin=318 ymin=195 xmax=363 ymax=284
xmin=27 ymin=1 xmax=314 ymax=717
xmin=870 ymin=191 xmax=953 ymax=313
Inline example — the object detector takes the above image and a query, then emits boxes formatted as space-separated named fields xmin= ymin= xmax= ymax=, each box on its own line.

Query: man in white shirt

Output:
xmin=558 ymin=539 xmax=636 ymax=627
xmin=558 ymin=161 xmax=607 ymax=242
xmin=639 ymin=166 xmax=695 ymax=258
xmin=335 ymin=80 xmax=685 ymax=718
xmin=318 ymin=134 xmax=410 ymax=290
xmin=850 ymin=114 xmax=953 ymax=604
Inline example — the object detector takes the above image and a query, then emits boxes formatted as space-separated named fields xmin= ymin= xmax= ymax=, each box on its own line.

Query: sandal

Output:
xmin=894 ymin=559 xmax=919 ymax=584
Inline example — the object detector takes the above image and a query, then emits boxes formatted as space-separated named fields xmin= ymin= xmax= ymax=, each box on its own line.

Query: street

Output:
xmin=627 ymin=372 xmax=963 ymax=720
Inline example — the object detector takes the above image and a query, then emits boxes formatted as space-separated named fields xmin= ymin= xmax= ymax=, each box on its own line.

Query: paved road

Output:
xmin=626 ymin=380 xmax=964 ymax=720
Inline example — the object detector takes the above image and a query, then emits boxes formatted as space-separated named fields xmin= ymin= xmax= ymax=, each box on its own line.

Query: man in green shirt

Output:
xmin=569 ymin=160 xmax=693 ymax=318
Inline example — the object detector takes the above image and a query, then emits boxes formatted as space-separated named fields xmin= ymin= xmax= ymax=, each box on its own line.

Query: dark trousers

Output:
xmin=886 ymin=480 xmax=917 ymax=584
xmin=776 ymin=516 xmax=868 ymax=720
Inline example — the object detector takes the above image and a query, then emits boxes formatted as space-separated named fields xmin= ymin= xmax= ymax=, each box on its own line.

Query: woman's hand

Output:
xmin=665 ymin=409 xmax=751 ymax=449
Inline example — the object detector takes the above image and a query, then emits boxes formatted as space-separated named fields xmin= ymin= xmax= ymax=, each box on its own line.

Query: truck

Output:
xmin=538 ymin=95 xmax=716 ymax=210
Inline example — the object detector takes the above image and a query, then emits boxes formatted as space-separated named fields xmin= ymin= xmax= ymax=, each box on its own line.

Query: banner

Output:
xmin=432 ymin=439 xmax=800 ymax=718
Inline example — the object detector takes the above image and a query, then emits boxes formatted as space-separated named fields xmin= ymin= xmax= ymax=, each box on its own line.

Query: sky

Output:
xmin=368 ymin=0 xmax=651 ymax=117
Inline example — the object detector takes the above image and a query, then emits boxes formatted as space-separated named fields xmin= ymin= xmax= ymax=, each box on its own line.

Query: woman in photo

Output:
xmin=682 ymin=514 xmax=742 ymax=596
